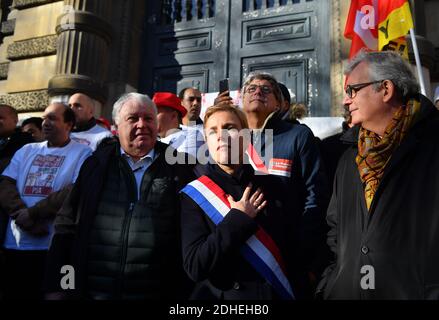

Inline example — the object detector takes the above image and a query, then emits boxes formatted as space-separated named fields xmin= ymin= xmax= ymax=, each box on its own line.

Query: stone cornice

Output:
xmin=7 ymin=34 xmax=57 ymax=60
xmin=0 ymin=89 xmax=49 ymax=112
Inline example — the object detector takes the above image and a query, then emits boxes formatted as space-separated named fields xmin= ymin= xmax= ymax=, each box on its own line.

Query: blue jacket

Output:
xmin=250 ymin=114 xmax=330 ymax=296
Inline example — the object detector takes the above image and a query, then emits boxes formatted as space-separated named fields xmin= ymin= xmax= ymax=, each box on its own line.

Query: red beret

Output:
xmin=152 ymin=92 xmax=187 ymax=118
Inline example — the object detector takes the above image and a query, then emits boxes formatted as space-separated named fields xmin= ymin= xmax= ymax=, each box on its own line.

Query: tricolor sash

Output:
xmin=246 ymin=143 xmax=292 ymax=178
xmin=181 ymin=175 xmax=295 ymax=300
xmin=246 ymin=143 xmax=269 ymax=175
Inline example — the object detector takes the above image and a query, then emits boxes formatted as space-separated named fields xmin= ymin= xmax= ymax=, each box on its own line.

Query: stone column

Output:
xmin=48 ymin=0 xmax=113 ymax=105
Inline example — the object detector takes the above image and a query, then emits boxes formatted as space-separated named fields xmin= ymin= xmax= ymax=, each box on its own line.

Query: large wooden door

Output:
xmin=141 ymin=0 xmax=229 ymax=95
xmin=141 ymin=0 xmax=331 ymax=115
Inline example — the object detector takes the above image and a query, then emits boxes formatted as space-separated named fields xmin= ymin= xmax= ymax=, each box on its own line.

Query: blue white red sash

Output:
xmin=181 ymin=175 xmax=295 ymax=300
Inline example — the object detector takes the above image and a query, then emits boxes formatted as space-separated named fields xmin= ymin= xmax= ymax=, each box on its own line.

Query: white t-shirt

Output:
xmin=2 ymin=140 xmax=92 ymax=250
xmin=160 ymin=124 xmax=205 ymax=158
xmin=70 ymin=124 xmax=112 ymax=151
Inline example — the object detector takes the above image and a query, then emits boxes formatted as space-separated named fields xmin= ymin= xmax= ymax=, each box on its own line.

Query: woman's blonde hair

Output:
xmin=203 ymin=103 xmax=248 ymax=129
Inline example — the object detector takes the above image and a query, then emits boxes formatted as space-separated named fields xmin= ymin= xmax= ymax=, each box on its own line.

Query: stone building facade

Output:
xmin=0 ymin=0 xmax=436 ymax=119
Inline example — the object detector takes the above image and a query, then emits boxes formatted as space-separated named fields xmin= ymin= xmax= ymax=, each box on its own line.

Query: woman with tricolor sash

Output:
xmin=180 ymin=104 xmax=295 ymax=300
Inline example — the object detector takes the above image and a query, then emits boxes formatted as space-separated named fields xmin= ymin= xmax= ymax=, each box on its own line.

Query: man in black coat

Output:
xmin=0 ymin=104 xmax=34 ymax=172
xmin=318 ymin=50 xmax=439 ymax=299
xmin=45 ymin=93 xmax=194 ymax=300
xmin=318 ymin=111 xmax=352 ymax=194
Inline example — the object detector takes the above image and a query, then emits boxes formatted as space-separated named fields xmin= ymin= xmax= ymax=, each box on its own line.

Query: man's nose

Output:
xmin=137 ymin=117 xmax=147 ymax=127
xmin=342 ymin=94 xmax=352 ymax=106
xmin=254 ymin=87 xmax=264 ymax=95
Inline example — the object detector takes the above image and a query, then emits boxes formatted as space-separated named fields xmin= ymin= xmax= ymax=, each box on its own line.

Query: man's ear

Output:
xmin=382 ymin=80 xmax=396 ymax=103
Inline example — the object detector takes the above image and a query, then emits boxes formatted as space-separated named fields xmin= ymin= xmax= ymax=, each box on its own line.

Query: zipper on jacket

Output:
xmin=116 ymin=156 xmax=138 ymax=298
xmin=117 ymin=201 xmax=135 ymax=298
xmin=114 ymin=148 xmax=162 ymax=297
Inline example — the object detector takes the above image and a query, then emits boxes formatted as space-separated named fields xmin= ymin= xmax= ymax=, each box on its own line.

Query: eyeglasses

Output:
xmin=186 ymin=96 xmax=201 ymax=102
xmin=345 ymin=80 xmax=387 ymax=99
xmin=245 ymin=84 xmax=273 ymax=95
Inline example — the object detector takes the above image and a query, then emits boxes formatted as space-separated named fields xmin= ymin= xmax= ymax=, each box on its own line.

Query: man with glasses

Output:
xmin=238 ymin=72 xmax=329 ymax=299
xmin=318 ymin=50 xmax=439 ymax=299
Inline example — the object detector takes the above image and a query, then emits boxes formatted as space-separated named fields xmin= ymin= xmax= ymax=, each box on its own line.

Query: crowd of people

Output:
xmin=0 ymin=50 xmax=439 ymax=300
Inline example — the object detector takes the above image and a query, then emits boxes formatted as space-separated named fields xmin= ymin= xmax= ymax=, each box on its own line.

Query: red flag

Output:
xmin=345 ymin=0 xmax=378 ymax=59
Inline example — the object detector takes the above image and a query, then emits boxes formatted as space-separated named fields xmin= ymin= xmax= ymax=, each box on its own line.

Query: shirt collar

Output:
xmin=120 ymin=147 xmax=155 ymax=163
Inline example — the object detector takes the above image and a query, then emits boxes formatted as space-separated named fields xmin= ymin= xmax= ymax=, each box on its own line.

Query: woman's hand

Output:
xmin=227 ymin=184 xmax=267 ymax=218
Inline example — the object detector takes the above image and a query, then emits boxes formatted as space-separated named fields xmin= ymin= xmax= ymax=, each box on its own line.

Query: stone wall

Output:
xmin=0 ymin=0 xmax=436 ymax=117
xmin=0 ymin=0 xmax=62 ymax=114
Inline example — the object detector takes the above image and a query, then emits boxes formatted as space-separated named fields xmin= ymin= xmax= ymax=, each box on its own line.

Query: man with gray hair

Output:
xmin=45 ymin=92 xmax=194 ymax=300
xmin=69 ymin=93 xmax=112 ymax=150
xmin=318 ymin=50 xmax=439 ymax=299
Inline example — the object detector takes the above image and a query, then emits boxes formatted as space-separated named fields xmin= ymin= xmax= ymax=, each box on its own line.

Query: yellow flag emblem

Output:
xmin=378 ymin=1 xmax=413 ymax=57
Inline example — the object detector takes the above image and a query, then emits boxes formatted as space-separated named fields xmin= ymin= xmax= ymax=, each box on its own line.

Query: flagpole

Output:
xmin=409 ymin=28 xmax=427 ymax=96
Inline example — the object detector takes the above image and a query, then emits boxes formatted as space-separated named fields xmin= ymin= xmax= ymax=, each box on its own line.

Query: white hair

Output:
xmin=112 ymin=92 xmax=157 ymax=125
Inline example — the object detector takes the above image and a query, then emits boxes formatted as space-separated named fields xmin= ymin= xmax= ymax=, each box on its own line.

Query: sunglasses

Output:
xmin=345 ymin=80 xmax=387 ymax=99
xmin=245 ymin=84 xmax=273 ymax=95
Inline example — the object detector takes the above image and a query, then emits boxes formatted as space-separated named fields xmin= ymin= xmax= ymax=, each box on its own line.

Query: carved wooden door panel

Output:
xmin=142 ymin=0 xmax=228 ymax=95
xmin=142 ymin=0 xmax=330 ymax=115
xmin=229 ymin=0 xmax=330 ymax=115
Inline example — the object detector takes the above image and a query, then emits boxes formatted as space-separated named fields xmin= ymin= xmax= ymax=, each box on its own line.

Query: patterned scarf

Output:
xmin=356 ymin=98 xmax=421 ymax=210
